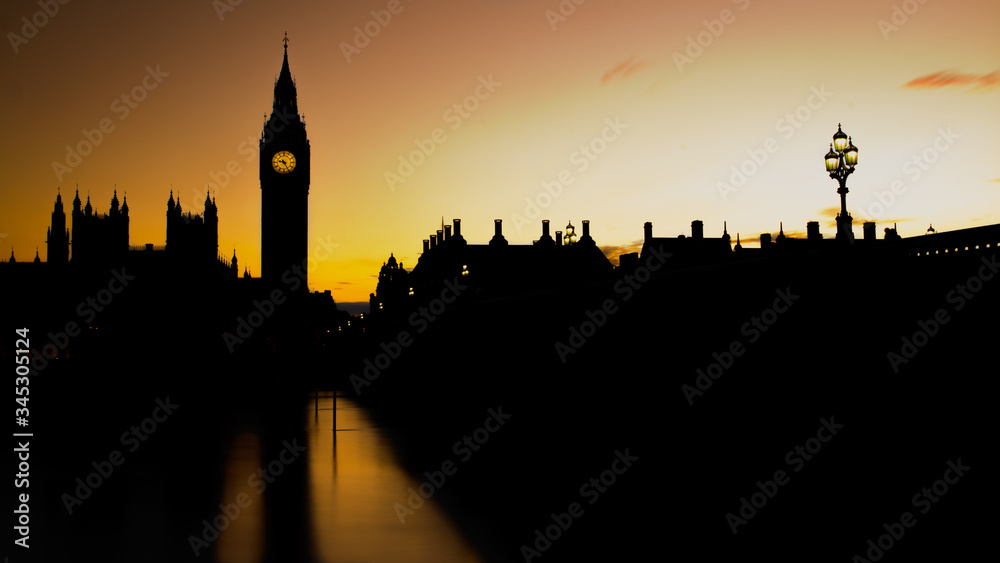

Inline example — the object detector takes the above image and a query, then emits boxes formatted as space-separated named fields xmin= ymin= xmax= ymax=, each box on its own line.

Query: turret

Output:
xmin=47 ymin=189 xmax=69 ymax=264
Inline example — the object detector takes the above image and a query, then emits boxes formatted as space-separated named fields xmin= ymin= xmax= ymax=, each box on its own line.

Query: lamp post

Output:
xmin=824 ymin=124 xmax=859 ymax=242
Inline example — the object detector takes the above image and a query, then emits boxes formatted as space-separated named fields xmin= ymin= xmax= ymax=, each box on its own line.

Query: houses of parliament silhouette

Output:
xmin=10 ymin=34 xmax=309 ymax=286
xmin=3 ymin=35 xmax=344 ymax=367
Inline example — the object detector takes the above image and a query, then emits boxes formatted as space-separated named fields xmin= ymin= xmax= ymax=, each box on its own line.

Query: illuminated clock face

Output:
xmin=272 ymin=150 xmax=296 ymax=174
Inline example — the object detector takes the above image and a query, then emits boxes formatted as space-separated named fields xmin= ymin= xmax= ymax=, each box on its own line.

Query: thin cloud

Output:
xmin=902 ymin=70 xmax=999 ymax=92
xmin=601 ymin=57 xmax=653 ymax=85
xmin=817 ymin=207 xmax=842 ymax=219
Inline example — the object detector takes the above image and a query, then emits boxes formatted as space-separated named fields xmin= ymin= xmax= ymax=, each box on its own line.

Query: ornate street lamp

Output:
xmin=564 ymin=221 xmax=577 ymax=246
xmin=824 ymin=124 xmax=859 ymax=242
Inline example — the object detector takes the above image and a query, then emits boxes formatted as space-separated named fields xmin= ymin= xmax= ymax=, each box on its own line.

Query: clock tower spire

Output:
xmin=260 ymin=32 xmax=310 ymax=288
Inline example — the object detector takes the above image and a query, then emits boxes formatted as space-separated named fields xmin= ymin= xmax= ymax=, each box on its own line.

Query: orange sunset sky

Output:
xmin=2 ymin=0 xmax=998 ymax=307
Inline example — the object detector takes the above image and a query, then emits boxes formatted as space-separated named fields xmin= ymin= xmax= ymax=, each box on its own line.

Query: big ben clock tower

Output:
xmin=260 ymin=33 xmax=310 ymax=288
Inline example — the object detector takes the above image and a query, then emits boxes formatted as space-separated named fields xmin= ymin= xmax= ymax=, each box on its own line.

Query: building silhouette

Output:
xmin=260 ymin=32 xmax=310 ymax=287
xmin=166 ymin=191 xmax=219 ymax=265
xmin=46 ymin=189 xmax=69 ymax=265
xmin=369 ymin=218 xmax=614 ymax=320
xmin=69 ymin=188 xmax=129 ymax=265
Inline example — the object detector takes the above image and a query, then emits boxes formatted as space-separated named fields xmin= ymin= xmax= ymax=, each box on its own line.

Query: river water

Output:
xmin=212 ymin=394 xmax=482 ymax=563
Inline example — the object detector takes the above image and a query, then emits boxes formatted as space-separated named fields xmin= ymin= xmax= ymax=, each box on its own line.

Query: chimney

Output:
xmin=436 ymin=229 xmax=443 ymax=244
xmin=536 ymin=219 xmax=555 ymax=246
xmin=863 ymin=222 xmax=876 ymax=241
xmin=444 ymin=225 xmax=451 ymax=241
xmin=644 ymin=222 xmax=653 ymax=241
xmin=490 ymin=219 xmax=508 ymax=246
xmin=582 ymin=220 xmax=590 ymax=239
xmin=453 ymin=219 xmax=462 ymax=238
xmin=429 ymin=234 xmax=437 ymax=250
xmin=691 ymin=220 xmax=704 ymax=240
xmin=556 ymin=231 xmax=563 ymax=246
xmin=807 ymin=221 xmax=821 ymax=241
xmin=422 ymin=239 xmax=429 ymax=254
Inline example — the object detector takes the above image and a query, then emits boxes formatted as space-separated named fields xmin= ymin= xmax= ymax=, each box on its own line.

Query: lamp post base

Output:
xmin=836 ymin=214 xmax=855 ymax=243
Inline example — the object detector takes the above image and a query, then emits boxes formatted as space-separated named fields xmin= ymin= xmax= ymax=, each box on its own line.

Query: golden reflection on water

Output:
xmin=215 ymin=431 xmax=264 ymax=563
xmin=308 ymin=395 xmax=482 ymax=563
